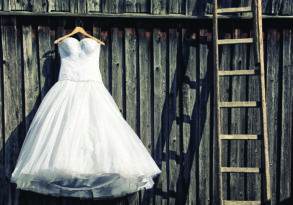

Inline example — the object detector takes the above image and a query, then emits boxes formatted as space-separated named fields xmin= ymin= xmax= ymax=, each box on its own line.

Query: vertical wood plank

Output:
xmin=87 ymin=0 xmax=101 ymax=13
xmin=168 ymin=28 xmax=181 ymax=205
xmin=138 ymin=28 xmax=153 ymax=205
xmin=186 ymin=0 xmax=195 ymax=15
xmin=2 ymin=0 xmax=9 ymax=11
xmin=22 ymin=27 xmax=45 ymax=205
xmin=280 ymin=0 xmax=293 ymax=15
xmin=32 ymin=0 xmax=48 ymax=12
xmin=124 ymin=28 xmax=140 ymax=204
xmin=246 ymin=36 xmax=261 ymax=202
xmin=56 ymin=0 xmax=71 ymax=12
xmin=262 ymin=0 xmax=271 ymax=14
xmin=169 ymin=0 xmax=183 ymax=14
xmin=198 ymin=28 xmax=211 ymax=205
xmin=181 ymin=28 xmax=197 ymax=205
xmin=266 ymin=29 xmax=281 ymax=205
xmin=48 ymin=0 xmax=55 ymax=12
xmin=38 ymin=23 xmax=56 ymax=98
xmin=70 ymin=0 xmax=87 ymax=13
xmin=22 ymin=24 xmax=40 ymax=132
xmin=186 ymin=0 xmax=209 ymax=16
xmin=125 ymin=28 xmax=138 ymax=132
xmin=9 ymin=0 xmax=27 ymax=11
xmin=125 ymin=0 xmax=150 ymax=13
xmin=111 ymin=27 xmax=124 ymax=114
xmin=139 ymin=29 xmax=152 ymax=154
xmin=8 ymin=0 xmax=48 ymax=12
xmin=49 ymin=0 xmax=70 ymax=12
xmin=152 ymin=0 xmax=167 ymax=14
xmin=55 ymin=20 xmax=67 ymax=83
xmin=97 ymin=26 xmax=111 ymax=90
xmin=0 ymin=16 xmax=4 ymax=205
xmin=0 ymin=0 xmax=5 ymax=10
xmin=279 ymin=29 xmax=292 ymax=203
xmin=101 ymin=0 xmax=123 ymax=13
xmin=153 ymin=28 xmax=167 ymax=205
xmin=270 ymin=0 xmax=283 ymax=15
xmin=1 ymin=16 xmax=23 ymax=205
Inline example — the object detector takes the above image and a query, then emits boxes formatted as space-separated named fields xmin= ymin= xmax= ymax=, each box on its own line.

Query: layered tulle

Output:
xmin=10 ymin=80 xmax=161 ymax=198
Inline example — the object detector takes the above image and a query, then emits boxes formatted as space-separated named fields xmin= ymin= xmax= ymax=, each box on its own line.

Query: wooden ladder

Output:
xmin=212 ymin=0 xmax=271 ymax=204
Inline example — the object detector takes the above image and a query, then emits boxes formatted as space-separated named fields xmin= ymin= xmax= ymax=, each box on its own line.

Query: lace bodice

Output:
xmin=57 ymin=37 xmax=103 ymax=82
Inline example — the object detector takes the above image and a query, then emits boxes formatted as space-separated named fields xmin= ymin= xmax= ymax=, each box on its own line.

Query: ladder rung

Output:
xmin=218 ymin=69 xmax=258 ymax=76
xmin=217 ymin=7 xmax=252 ymax=14
xmin=223 ymin=200 xmax=261 ymax=205
xmin=221 ymin=167 xmax=260 ymax=173
xmin=220 ymin=134 xmax=258 ymax=140
xmin=219 ymin=101 xmax=258 ymax=108
xmin=218 ymin=38 xmax=253 ymax=45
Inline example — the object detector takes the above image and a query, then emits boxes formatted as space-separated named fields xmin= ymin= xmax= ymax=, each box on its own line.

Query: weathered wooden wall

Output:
xmin=0 ymin=0 xmax=292 ymax=15
xmin=0 ymin=15 xmax=292 ymax=205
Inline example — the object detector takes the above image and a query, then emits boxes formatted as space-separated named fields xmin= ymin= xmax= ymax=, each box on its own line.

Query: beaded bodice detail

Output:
xmin=58 ymin=37 xmax=103 ymax=82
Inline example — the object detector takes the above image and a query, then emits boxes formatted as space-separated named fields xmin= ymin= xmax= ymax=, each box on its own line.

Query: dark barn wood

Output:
xmin=0 ymin=0 xmax=293 ymax=15
xmin=0 ymin=1 xmax=292 ymax=205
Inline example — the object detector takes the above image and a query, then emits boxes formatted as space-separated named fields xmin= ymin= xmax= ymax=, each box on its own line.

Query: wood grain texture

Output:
xmin=138 ymin=28 xmax=153 ymax=205
xmin=168 ymin=28 xmax=181 ymax=205
xmin=0 ymin=15 xmax=3 ymax=205
xmin=280 ymin=29 xmax=292 ymax=203
xmin=37 ymin=23 xmax=56 ymax=99
xmin=111 ymin=27 xmax=124 ymax=115
xmin=101 ymin=0 xmax=122 ymax=13
xmin=125 ymin=0 xmax=149 ymax=13
xmin=152 ymin=0 xmax=167 ymax=14
xmin=198 ymin=28 xmax=211 ymax=205
xmin=121 ymin=28 xmax=139 ymax=205
xmin=168 ymin=0 xmax=183 ymax=14
xmin=181 ymin=28 xmax=198 ymax=204
xmin=98 ymin=26 xmax=111 ymax=89
xmin=218 ymin=32 xmax=232 ymax=202
xmin=49 ymin=0 xmax=70 ymax=12
xmin=246 ymin=41 xmax=261 ymax=202
xmin=153 ymin=28 xmax=167 ymax=205
xmin=229 ymin=29 xmax=248 ymax=201
xmin=266 ymin=29 xmax=281 ymax=205
xmin=87 ymin=0 xmax=101 ymax=13
xmin=125 ymin=28 xmax=138 ymax=131
xmin=1 ymin=16 xmax=23 ymax=205
xmin=0 ymin=0 xmax=293 ymax=15
xmin=70 ymin=0 xmax=87 ymax=13
xmin=22 ymin=24 xmax=40 ymax=132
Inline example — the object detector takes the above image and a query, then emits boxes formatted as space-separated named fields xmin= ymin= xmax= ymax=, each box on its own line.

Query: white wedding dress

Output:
xmin=10 ymin=37 xmax=161 ymax=198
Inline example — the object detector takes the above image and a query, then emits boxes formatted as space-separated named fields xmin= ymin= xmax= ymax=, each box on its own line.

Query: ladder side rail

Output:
xmin=213 ymin=0 xmax=223 ymax=204
xmin=255 ymin=0 xmax=272 ymax=201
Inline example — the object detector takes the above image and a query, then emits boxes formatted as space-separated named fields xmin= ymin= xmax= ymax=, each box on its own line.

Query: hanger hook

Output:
xmin=75 ymin=18 xmax=84 ymax=27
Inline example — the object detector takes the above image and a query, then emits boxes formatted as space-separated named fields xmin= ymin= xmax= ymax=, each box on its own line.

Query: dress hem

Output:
xmin=10 ymin=171 xmax=161 ymax=199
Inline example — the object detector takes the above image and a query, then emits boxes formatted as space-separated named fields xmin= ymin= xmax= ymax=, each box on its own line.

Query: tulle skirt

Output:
xmin=10 ymin=79 xmax=161 ymax=198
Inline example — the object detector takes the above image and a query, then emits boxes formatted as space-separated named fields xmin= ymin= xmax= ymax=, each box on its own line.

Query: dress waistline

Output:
xmin=58 ymin=78 xmax=104 ymax=83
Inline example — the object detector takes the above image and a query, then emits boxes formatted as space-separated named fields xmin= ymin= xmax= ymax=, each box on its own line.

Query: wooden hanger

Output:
xmin=54 ymin=26 xmax=105 ymax=45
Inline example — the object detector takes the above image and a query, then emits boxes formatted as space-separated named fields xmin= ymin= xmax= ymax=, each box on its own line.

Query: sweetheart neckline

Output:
xmin=58 ymin=37 xmax=101 ymax=48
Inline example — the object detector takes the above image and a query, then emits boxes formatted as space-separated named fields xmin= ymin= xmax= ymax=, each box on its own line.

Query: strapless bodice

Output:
xmin=57 ymin=37 xmax=103 ymax=82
